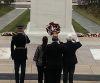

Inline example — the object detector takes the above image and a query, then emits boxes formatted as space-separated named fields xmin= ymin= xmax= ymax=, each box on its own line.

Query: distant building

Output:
xmin=12 ymin=0 xmax=30 ymax=8
xmin=15 ymin=0 xmax=30 ymax=2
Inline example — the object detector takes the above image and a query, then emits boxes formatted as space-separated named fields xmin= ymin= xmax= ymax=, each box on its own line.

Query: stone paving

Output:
xmin=1 ymin=80 xmax=99 ymax=83
xmin=0 ymin=9 xmax=26 ymax=31
xmin=72 ymin=11 xmax=100 ymax=33
xmin=0 ymin=36 xmax=100 ymax=83
xmin=0 ymin=3 xmax=100 ymax=83
xmin=0 ymin=6 xmax=100 ymax=83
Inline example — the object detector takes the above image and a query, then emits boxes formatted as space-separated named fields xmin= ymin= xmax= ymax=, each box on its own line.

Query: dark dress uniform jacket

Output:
xmin=44 ymin=42 xmax=63 ymax=68
xmin=11 ymin=33 xmax=30 ymax=60
xmin=63 ymin=41 xmax=82 ymax=65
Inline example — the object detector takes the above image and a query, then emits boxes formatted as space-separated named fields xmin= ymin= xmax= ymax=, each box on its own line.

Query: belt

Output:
xmin=15 ymin=47 xmax=26 ymax=49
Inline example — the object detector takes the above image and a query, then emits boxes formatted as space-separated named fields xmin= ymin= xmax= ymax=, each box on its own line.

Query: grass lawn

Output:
xmin=0 ymin=8 xmax=88 ymax=34
xmin=73 ymin=5 xmax=100 ymax=25
xmin=0 ymin=6 xmax=14 ymax=17
xmin=72 ymin=19 xmax=88 ymax=34
xmin=0 ymin=9 xmax=30 ymax=33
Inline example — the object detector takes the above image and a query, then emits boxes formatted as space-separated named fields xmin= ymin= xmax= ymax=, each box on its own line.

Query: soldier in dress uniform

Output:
xmin=11 ymin=25 xmax=30 ymax=83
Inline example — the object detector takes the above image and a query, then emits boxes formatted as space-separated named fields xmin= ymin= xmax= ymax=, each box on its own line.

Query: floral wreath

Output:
xmin=46 ymin=22 xmax=61 ymax=36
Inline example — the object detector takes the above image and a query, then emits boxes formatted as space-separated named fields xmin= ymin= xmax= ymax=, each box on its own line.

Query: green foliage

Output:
xmin=0 ymin=0 xmax=15 ymax=5
xmin=0 ymin=6 xmax=14 ymax=17
xmin=73 ymin=5 xmax=100 ymax=25
xmin=98 ymin=0 xmax=100 ymax=7
xmin=77 ymin=0 xmax=100 ymax=17
xmin=0 ymin=9 xmax=30 ymax=32
xmin=72 ymin=19 xmax=88 ymax=34
xmin=78 ymin=0 xmax=98 ymax=6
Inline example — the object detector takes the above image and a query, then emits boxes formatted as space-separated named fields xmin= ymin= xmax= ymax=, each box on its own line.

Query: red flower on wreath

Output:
xmin=46 ymin=22 xmax=61 ymax=36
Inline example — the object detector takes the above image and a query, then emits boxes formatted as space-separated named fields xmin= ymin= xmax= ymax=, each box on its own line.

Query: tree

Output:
xmin=77 ymin=0 xmax=100 ymax=17
xmin=0 ymin=0 xmax=15 ymax=6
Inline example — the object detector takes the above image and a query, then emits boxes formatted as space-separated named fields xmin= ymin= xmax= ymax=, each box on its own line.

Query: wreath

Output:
xmin=46 ymin=22 xmax=61 ymax=36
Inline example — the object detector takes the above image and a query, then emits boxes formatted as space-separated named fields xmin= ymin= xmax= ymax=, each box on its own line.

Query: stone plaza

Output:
xmin=1 ymin=36 xmax=100 ymax=83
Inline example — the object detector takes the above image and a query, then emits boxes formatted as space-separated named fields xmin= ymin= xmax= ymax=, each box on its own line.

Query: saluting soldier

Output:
xmin=11 ymin=25 xmax=30 ymax=83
